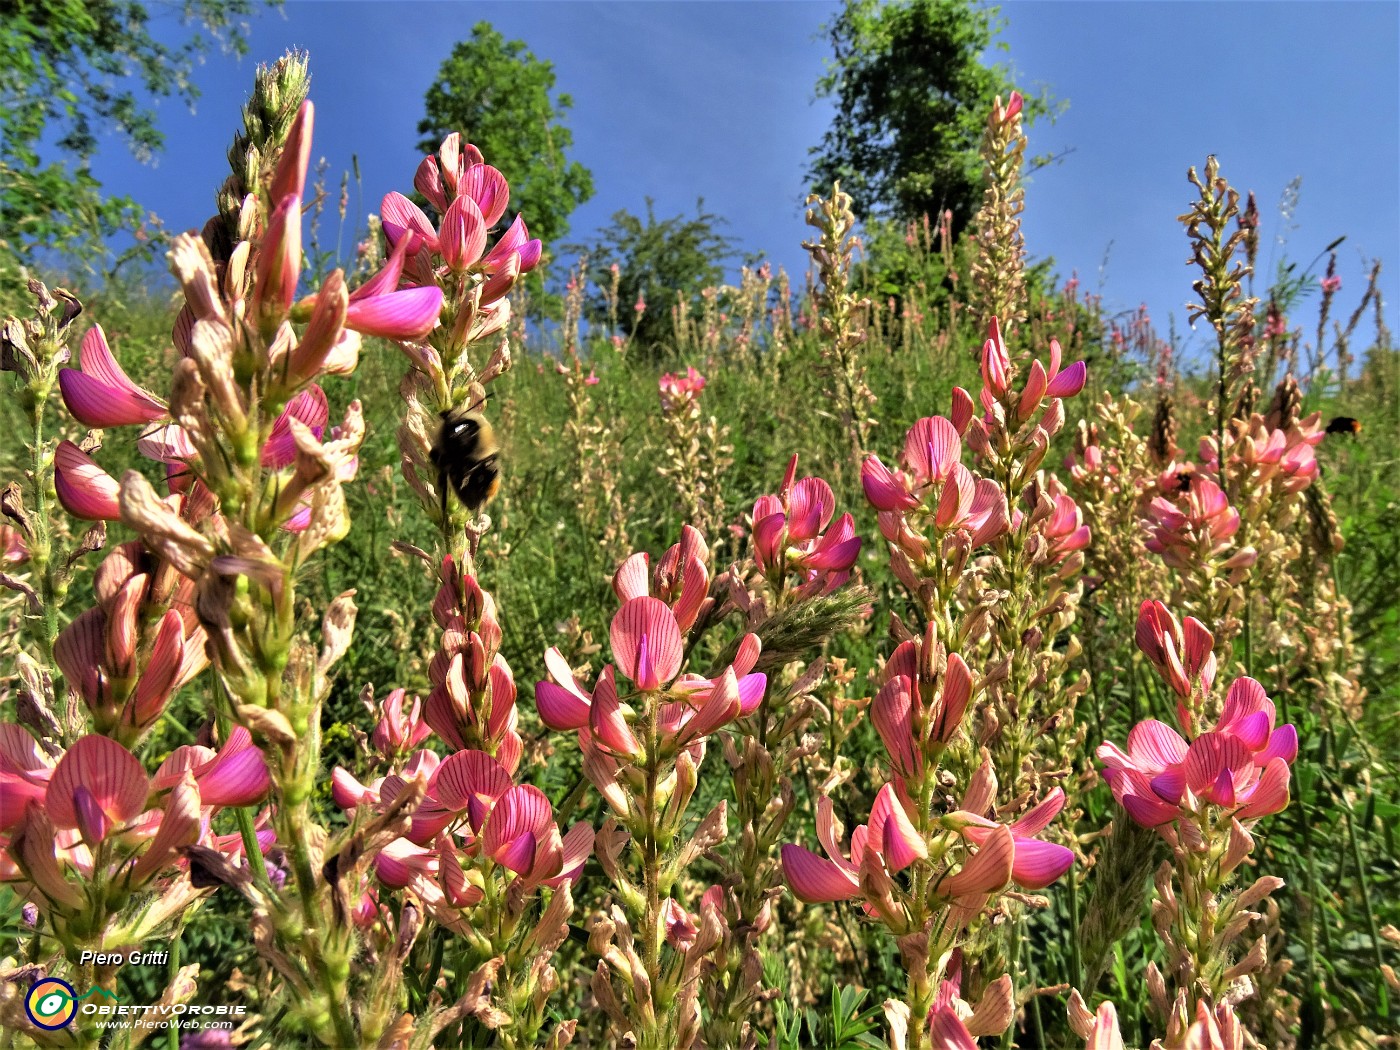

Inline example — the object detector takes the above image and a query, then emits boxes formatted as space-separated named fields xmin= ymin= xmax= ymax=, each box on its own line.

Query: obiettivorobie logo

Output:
xmin=24 ymin=978 xmax=118 ymax=1030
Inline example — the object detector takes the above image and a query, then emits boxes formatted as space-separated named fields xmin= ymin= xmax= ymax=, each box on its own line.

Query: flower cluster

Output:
xmin=751 ymin=454 xmax=861 ymax=598
xmin=659 ymin=365 xmax=707 ymax=415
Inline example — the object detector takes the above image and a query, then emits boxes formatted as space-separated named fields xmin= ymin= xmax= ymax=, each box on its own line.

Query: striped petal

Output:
xmin=781 ymin=843 xmax=859 ymax=903
xmin=46 ymin=735 xmax=148 ymax=830
xmin=610 ymin=596 xmax=682 ymax=690
xmin=54 ymin=440 xmax=121 ymax=520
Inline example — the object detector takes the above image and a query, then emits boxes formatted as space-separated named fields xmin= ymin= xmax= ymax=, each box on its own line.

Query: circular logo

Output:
xmin=25 ymin=978 xmax=77 ymax=1030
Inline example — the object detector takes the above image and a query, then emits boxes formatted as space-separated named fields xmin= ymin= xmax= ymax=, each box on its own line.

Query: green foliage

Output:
xmin=810 ymin=0 xmax=1060 ymax=232
xmin=574 ymin=197 xmax=738 ymax=355
xmin=761 ymin=981 xmax=886 ymax=1050
xmin=0 ymin=0 xmax=265 ymax=266
xmin=417 ymin=20 xmax=594 ymax=308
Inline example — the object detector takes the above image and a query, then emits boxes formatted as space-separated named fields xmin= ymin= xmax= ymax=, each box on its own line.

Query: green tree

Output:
xmin=810 ymin=0 xmax=1059 ymax=233
xmin=418 ymin=22 xmax=594 ymax=288
xmin=576 ymin=198 xmax=736 ymax=357
xmin=0 ymin=0 xmax=265 ymax=267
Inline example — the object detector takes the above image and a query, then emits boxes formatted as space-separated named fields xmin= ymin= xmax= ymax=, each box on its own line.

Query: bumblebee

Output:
xmin=1325 ymin=416 xmax=1362 ymax=437
xmin=1170 ymin=467 xmax=1196 ymax=495
xmin=430 ymin=404 xmax=501 ymax=517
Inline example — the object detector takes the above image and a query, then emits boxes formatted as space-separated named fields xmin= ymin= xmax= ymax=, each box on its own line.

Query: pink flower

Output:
xmin=57 ymin=325 xmax=166 ymax=428
xmin=53 ymin=440 xmax=122 ymax=521
xmin=585 ymin=369 xmax=599 ymax=386
xmin=659 ymin=366 xmax=706 ymax=414
xmin=1098 ymin=674 xmax=1296 ymax=830
xmin=872 ymin=634 xmax=973 ymax=776
xmin=1144 ymin=476 xmax=1240 ymax=569
xmin=752 ymin=454 xmax=862 ymax=592
xmin=1134 ymin=600 xmax=1216 ymax=710
xmin=370 ymin=688 xmax=432 ymax=757
xmin=1041 ymin=481 xmax=1091 ymax=565
xmin=980 ymin=318 xmax=1012 ymax=400
xmin=1320 ymin=275 xmax=1341 ymax=294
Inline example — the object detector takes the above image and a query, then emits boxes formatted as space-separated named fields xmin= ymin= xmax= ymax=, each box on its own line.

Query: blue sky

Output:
xmin=93 ymin=1 xmax=1399 ymax=365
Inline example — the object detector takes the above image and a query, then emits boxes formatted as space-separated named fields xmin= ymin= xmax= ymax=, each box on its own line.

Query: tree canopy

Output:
xmin=809 ymin=0 xmax=1059 ymax=234
xmin=576 ymin=199 xmax=736 ymax=356
xmin=0 ymin=0 xmax=264 ymax=265
xmin=418 ymin=22 xmax=594 ymax=275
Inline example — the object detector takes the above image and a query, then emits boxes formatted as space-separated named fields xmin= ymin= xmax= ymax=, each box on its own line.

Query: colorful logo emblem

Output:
xmin=25 ymin=978 xmax=77 ymax=1030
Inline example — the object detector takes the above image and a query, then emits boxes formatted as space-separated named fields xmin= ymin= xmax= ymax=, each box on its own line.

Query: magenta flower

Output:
xmin=752 ymin=454 xmax=862 ymax=591
xmin=872 ymin=638 xmax=973 ymax=776
xmin=1098 ymin=671 xmax=1296 ymax=831
xmin=1144 ymin=476 xmax=1240 ymax=569
xmin=58 ymin=324 xmax=166 ymax=427
xmin=1320 ymin=274 xmax=1341 ymax=294
xmin=53 ymin=440 xmax=122 ymax=521
xmin=658 ymin=366 xmax=707 ymax=415
xmin=1136 ymin=600 xmax=1215 ymax=698
xmin=370 ymin=688 xmax=432 ymax=757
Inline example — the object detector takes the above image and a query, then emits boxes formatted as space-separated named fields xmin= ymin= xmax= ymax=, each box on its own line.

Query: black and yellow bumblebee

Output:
xmin=430 ymin=403 xmax=501 ymax=517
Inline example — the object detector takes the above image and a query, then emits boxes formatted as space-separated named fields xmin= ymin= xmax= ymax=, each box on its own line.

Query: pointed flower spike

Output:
xmin=59 ymin=325 xmax=167 ymax=427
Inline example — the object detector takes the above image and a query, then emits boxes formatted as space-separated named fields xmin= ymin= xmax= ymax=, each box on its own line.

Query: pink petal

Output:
xmin=344 ymin=286 xmax=444 ymax=340
xmin=672 ymin=556 xmax=709 ymax=633
xmin=482 ymin=214 xmax=541 ymax=273
xmin=331 ymin=767 xmax=371 ymax=809
xmin=1018 ymin=359 xmax=1049 ymax=419
xmin=610 ymin=596 xmax=682 ymax=690
xmin=787 ymin=476 xmax=835 ymax=540
xmin=458 ymin=164 xmax=510 ymax=226
xmin=861 ymin=455 xmax=917 ymax=511
xmin=904 ymin=416 xmax=961 ymax=485
xmin=380 ymin=191 xmax=439 ymax=252
xmin=1010 ymin=837 xmax=1074 ymax=889
xmin=869 ymin=784 xmax=927 ymax=872
xmin=943 ymin=824 xmax=1014 ymax=897
xmin=735 ymin=672 xmax=767 ymax=715
xmin=59 ymin=365 xmax=163 ymax=429
xmin=126 ymin=609 xmax=185 ymax=727
xmin=195 ymin=740 xmax=270 ymax=807
xmin=872 ymin=676 xmax=917 ymax=774
xmin=547 ymin=821 xmax=594 ymax=886
xmin=781 ymin=843 xmax=859 ymax=902
xmin=1235 ymin=757 xmax=1291 ymax=820
xmin=434 ymin=749 xmax=513 ymax=820
xmin=46 ymin=735 xmax=149 ymax=829
xmin=933 ymin=654 xmax=973 ymax=742
xmin=1009 ymin=788 xmax=1066 ymax=837
xmin=269 ymin=101 xmax=314 ymax=204
xmin=483 ymin=784 xmax=553 ymax=868
xmin=929 ymin=1005 xmax=979 ymax=1050
xmin=1259 ymin=724 xmax=1298 ymax=765
xmin=753 ymin=512 xmax=787 ymax=572
xmin=1126 ymin=719 xmax=1188 ymax=770
xmin=1045 ymin=359 xmax=1087 ymax=398
xmin=612 ymin=552 xmax=651 ymax=602
xmin=590 ymin=667 xmax=641 ymax=756
xmin=262 ymin=386 xmax=328 ymax=468
xmin=535 ymin=679 xmax=591 ymax=731
xmin=439 ymin=194 xmax=488 ymax=271
xmin=53 ymin=440 xmax=121 ymax=520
